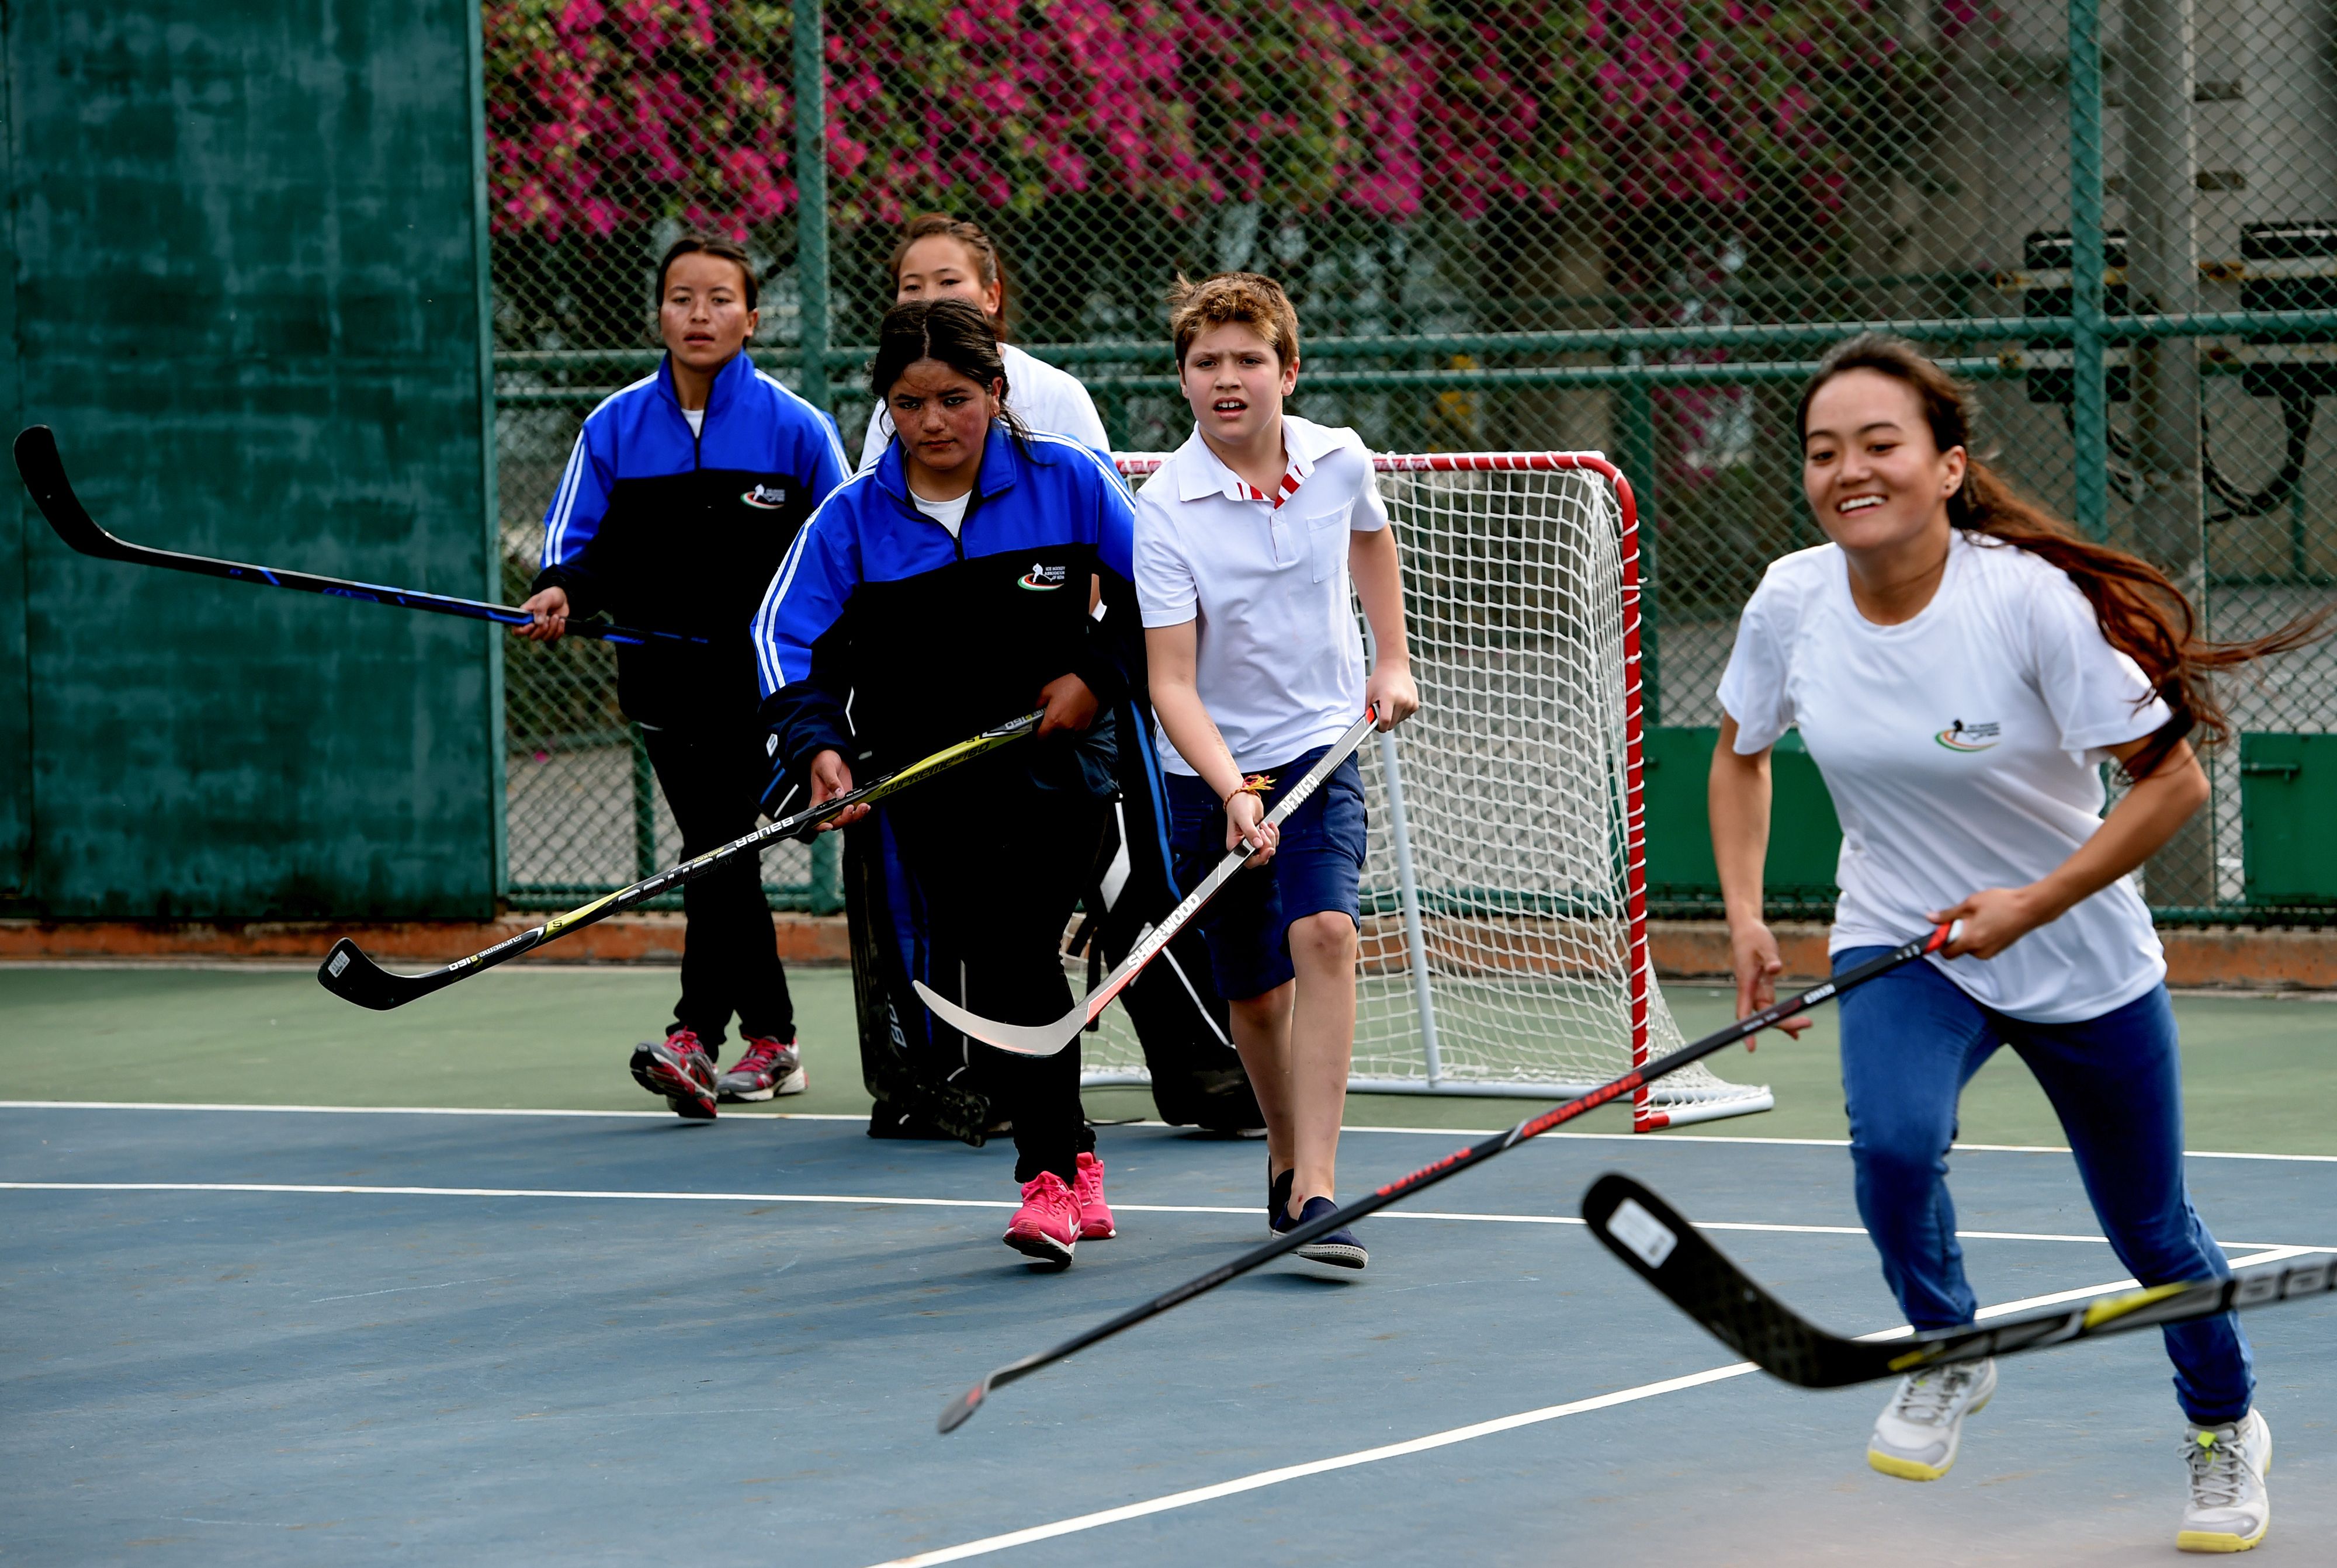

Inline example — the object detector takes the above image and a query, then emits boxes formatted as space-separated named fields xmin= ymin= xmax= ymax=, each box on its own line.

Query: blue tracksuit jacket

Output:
xmin=534 ymin=350 xmax=847 ymax=727
xmin=752 ymin=424 xmax=1140 ymax=790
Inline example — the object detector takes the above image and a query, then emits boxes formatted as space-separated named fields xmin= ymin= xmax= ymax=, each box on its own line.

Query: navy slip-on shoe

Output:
xmin=1268 ymin=1167 xmax=1295 ymax=1238
xmin=1291 ymin=1195 xmax=1368 ymax=1269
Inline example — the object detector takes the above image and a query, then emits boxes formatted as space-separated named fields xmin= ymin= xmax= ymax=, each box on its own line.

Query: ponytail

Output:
xmin=1797 ymin=334 xmax=2328 ymax=780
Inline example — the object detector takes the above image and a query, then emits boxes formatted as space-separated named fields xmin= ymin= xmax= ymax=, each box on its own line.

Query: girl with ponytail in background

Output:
xmin=857 ymin=214 xmax=1109 ymax=469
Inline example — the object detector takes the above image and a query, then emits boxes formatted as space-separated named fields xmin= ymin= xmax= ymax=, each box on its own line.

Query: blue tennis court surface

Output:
xmin=5 ymin=1102 xmax=2332 ymax=1565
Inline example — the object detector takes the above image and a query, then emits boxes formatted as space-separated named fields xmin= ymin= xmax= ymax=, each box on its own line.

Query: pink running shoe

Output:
xmin=1073 ymin=1150 xmax=1115 ymax=1239
xmin=1002 ymin=1171 xmax=1081 ymax=1264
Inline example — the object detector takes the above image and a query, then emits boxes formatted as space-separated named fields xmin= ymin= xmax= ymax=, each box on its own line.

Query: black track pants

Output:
xmin=639 ymin=721 xmax=796 ymax=1049
xmin=889 ymin=785 xmax=1104 ymax=1186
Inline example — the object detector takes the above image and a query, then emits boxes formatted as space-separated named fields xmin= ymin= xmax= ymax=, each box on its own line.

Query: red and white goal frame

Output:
xmin=1091 ymin=451 xmax=1771 ymax=1131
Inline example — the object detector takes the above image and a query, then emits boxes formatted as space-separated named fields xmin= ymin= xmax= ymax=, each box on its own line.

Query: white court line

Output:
xmin=0 ymin=1099 xmax=866 ymax=1122
xmin=866 ymin=1250 xmax=2311 ymax=1568
xmin=2 ymin=1181 xmax=2326 ymax=1253
xmin=5 ymin=1100 xmax=2332 ymax=1163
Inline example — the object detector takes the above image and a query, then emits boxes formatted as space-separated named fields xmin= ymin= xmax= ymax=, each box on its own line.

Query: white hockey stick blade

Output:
xmin=913 ymin=984 xmax=1091 ymax=1058
xmin=913 ymin=706 xmax=1381 ymax=1059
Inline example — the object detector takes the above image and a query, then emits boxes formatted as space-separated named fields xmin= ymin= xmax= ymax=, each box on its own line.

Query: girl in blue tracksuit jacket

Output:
xmin=518 ymin=235 xmax=848 ymax=1119
xmin=753 ymin=298 xmax=1140 ymax=1266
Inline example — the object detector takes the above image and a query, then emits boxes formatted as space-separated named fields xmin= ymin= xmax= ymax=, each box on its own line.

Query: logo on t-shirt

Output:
xmin=1019 ymin=561 xmax=1067 ymax=591
xmin=741 ymin=484 xmax=788 ymax=510
xmin=1935 ymin=718 xmax=2002 ymax=751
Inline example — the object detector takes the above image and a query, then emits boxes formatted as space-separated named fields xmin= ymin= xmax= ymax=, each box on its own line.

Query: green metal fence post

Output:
xmin=792 ymin=0 xmax=830 ymax=412
xmin=1617 ymin=378 xmax=1661 ymax=724
xmin=630 ymin=723 xmax=658 ymax=882
xmin=2065 ymin=0 xmax=2110 ymax=542
xmin=1098 ymin=385 xmax=1128 ymax=450
xmin=809 ymin=832 xmax=842 ymax=914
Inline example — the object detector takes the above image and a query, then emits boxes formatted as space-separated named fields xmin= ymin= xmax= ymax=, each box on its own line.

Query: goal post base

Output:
xmin=1631 ymin=1089 xmax=1777 ymax=1130
xmin=1082 ymin=1069 xmax=1775 ymax=1129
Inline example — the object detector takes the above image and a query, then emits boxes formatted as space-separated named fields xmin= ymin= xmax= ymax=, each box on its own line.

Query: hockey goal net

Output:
xmin=1079 ymin=450 xmax=1770 ymax=1131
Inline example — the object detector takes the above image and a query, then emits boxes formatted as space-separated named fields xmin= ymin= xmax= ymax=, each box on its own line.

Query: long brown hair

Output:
xmin=1795 ymin=334 xmax=2326 ymax=779
xmin=887 ymin=213 xmax=1011 ymax=339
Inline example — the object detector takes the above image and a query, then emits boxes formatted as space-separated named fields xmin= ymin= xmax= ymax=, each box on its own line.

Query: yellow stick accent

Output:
xmin=2081 ymin=1281 xmax=2189 ymax=1327
xmin=543 ymin=892 xmax=619 ymax=938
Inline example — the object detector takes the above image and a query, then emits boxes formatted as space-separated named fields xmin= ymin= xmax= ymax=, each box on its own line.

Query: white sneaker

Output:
xmin=1867 ymin=1357 xmax=1996 ymax=1481
xmin=2179 ymin=1409 xmax=2272 ymax=1553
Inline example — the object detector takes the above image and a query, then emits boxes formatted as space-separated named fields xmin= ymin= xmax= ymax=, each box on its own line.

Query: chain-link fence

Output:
xmin=484 ymin=0 xmax=2337 ymax=923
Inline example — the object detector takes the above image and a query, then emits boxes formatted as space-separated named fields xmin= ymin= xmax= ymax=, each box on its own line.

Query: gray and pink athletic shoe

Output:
xmin=1073 ymin=1150 xmax=1115 ymax=1239
xmin=629 ymin=1028 xmax=717 ymax=1121
xmin=1003 ymin=1171 xmax=1081 ymax=1265
xmin=717 ymin=1034 xmax=805 ymax=1102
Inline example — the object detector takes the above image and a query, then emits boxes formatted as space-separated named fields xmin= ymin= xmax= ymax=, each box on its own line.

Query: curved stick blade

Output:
xmin=937 ymin=1378 xmax=990 ymax=1434
xmin=14 ymin=426 xmax=120 ymax=557
xmin=911 ymin=980 xmax=1084 ymax=1057
xmin=317 ymin=939 xmax=436 ymax=1011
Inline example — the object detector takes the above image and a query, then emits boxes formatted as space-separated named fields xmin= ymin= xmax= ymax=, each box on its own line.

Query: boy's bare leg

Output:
xmin=1228 ymin=982 xmax=1297 ymax=1183
xmin=1284 ymin=911 xmax=1359 ymax=1211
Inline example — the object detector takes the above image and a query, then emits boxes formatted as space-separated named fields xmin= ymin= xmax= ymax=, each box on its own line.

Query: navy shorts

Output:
xmin=1164 ymin=744 xmax=1367 ymax=1001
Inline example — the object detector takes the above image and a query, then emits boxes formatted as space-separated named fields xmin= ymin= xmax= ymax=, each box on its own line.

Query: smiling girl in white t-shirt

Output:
xmin=1710 ymin=334 xmax=2324 ymax=1551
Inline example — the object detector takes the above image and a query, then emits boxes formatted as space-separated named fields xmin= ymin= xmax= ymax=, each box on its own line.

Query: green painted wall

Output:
xmin=2241 ymin=733 xmax=2337 ymax=905
xmin=1643 ymin=726 xmax=1844 ymax=906
xmin=1 ymin=26 xmax=28 ymax=897
xmin=4 ymin=1 xmax=498 ymax=917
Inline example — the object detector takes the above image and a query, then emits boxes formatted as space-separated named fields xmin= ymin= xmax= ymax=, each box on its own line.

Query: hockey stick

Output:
xmin=1583 ymin=1171 xmax=2335 ymax=1387
xmin=318 ymin=712 xmax=1045 ymax=1010
xmin=913 ymin=705 xmax=1382 ymax=1059
xmin=13 ymin=425 xmax=697 ymax=648
xmin=937 ymin=921 xmax=1960 ymax=1433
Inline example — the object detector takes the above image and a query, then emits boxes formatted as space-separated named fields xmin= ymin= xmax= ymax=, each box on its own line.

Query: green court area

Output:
xmin=4 ymin=961 xmax=2329 ymax=1153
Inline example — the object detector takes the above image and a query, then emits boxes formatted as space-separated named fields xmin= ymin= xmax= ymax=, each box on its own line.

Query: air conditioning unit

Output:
xmin=2019 ymin=230 xmax=2133 ymax=405
xmin=2239 ymin=221 xmax=2337 ymax=400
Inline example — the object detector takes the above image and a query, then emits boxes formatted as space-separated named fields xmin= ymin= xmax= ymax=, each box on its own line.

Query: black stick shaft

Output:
xmin=954 ymin=924 xmax=1954 ymax=1420
xmin=14 ymin=425 xmax=696 ymax=648
xmin=1584 ymin=1171 xmax=2337 ymax=1388
xmin=321 ymin=712 xmax=1045 ymax=1008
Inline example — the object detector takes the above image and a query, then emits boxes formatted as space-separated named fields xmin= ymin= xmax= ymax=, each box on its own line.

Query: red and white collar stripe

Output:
xmin=1244 ymin=463 xmax=1305 ymax=509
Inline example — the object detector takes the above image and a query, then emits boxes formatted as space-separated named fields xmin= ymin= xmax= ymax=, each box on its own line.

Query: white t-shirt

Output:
xmin=859 ymin=341 xmax=1109 ymax=470
xmin=1717 ymin=531 xmax=2170 ymax=1022
xmin=681 ymin=406 xmax=705 ymax=435
xmin=1132 ymin=415 xmax=1391 ymax=775
xmin=909 ymin=487 xmax=970 ymax=539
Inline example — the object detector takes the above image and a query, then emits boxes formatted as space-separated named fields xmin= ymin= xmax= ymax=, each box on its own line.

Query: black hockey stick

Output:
xmin=14 ymin=425 xmax=698 ymax=648
xmin=1583 ymin=1171 xmax=2335 ymax=1387
xmin=913 ymin=705 xmax=1381 ymax=1058
xmin=319 ymin=711 xmax=1045 ymax=1010
xmin=937 ymin=921 xmax=1960 ymax=1433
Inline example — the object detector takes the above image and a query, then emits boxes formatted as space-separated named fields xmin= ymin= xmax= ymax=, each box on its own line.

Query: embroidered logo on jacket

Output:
xmin=1935 ymin=719 xmax=2001 ymax=751
xmin=741 ymin=484 xmax=788 ymax=510
xmin=1019 ymin=561 xmax=1068 ymax=591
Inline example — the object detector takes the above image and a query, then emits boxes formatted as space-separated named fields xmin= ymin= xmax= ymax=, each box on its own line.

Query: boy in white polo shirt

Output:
xmin=1132 ymin=271 xmax=1419 ymax=1269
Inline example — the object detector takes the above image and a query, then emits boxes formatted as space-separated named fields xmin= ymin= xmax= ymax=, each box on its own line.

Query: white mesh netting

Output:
xmin=1076 ymin=452 xmax=1770 ymax=1129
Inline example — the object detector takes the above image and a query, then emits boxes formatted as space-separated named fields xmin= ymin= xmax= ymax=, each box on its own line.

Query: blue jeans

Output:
xmin=1835 ymin=949 xmax=2254 ymax=1425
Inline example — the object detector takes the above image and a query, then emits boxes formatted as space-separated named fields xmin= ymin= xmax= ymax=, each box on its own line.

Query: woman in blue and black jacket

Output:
xmin=754 ymin=297 xmax=1139 ymax=1267
xmin=518 ymin=235 xmax=849 ymax=1119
